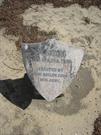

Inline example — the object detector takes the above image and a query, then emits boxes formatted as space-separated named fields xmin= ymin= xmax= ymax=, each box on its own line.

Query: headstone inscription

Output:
xmin=21 ymin=39 xmax=84 ymax=101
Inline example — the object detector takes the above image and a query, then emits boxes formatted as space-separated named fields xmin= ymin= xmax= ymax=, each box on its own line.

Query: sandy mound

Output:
xmin=0 ymin=3 xmax=101 ymax=135
xmin=0 ymin=29 xmax=25 ymax=79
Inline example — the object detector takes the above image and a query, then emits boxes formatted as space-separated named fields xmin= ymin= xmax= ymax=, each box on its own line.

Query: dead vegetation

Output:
xmin=93 ymin=115 xmax=101 ymax=135
xmin=0 ymin=0 xmax=56 ymax=49
xmin=0 ymin=0 xmax=101 ymax=49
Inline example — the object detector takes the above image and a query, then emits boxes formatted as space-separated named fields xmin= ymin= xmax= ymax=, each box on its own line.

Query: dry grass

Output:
xmin=93 ymin=115 xmax=101 ymax=135
xmin=0 ymin=0 xmax=56 ymax=49
xmin=0 ymin=0 xmax=101 ymax=49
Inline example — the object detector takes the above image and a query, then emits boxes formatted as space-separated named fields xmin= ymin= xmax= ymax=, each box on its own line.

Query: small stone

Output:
xmin=21 ymin=39 xmax=84 ymax=101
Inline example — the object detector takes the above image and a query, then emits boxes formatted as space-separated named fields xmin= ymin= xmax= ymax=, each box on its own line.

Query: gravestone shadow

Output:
xmin=0 ymin=74 xmax=44 ymax=109
xmin=0 ymin=67 xmax=94 ymax=115
xmin=29 ymin=67 xmax=94 ymax=116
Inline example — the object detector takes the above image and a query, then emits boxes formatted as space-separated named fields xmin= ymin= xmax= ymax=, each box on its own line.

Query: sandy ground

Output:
xmin=0 ymin=3 xmax=101 ymax=135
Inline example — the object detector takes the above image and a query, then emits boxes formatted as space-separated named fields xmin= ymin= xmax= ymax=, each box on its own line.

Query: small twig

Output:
xmin=3 ymin=62 xmax=23 ymax=71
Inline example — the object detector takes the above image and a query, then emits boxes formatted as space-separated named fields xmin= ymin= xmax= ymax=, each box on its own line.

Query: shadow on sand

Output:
xmin=0 ymin=74 xmax=44 ymax=109
xmin=0 ymin=67 xmax=94 ymax=115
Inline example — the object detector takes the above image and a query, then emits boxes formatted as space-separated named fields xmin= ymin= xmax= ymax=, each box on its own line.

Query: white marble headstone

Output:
xmin=21 ymin=39 xmax=84 ymax=101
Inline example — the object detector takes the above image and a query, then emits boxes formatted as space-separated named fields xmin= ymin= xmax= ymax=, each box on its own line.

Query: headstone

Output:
xmin=21 ymin=39 xmax=84 ymax=101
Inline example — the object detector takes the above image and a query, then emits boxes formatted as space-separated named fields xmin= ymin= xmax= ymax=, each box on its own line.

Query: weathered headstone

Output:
xmin=21 ymin=39 xmax=84 ymax=101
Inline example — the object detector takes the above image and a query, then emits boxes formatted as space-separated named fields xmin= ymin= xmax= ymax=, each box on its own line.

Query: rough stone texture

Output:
xmin=21 ymin=39 xmax=84 ymax=101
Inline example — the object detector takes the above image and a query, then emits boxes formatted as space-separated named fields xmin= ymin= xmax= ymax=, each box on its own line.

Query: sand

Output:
xmin=0 ymin=29 xmax=25 ymax=80
xmin=0 ymin=3 xmax=101 ymax=135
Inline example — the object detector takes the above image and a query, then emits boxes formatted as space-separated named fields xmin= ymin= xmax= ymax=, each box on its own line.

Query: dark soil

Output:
xmin=0 ymin=0 xmax=101 ymax=49
xmin=93 ymin=115 xmax=101 ymax=135
xmin=0 ymin=0 xmax=56 ymax=49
